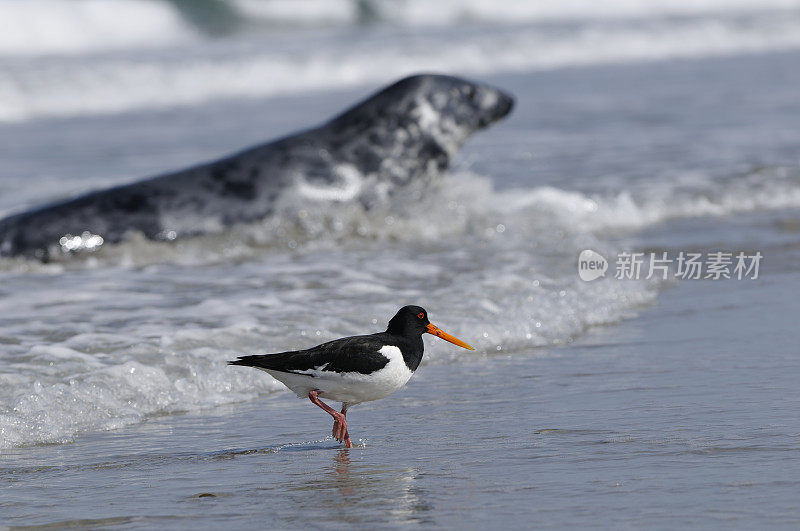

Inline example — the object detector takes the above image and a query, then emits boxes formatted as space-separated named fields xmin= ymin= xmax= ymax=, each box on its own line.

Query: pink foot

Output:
xmin=309 ymin=390 xmax=353 ymax=447
xmin=331 ymin=413 xmax=348 ymax=442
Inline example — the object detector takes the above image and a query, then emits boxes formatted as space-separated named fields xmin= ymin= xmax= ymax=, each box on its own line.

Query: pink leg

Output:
xmin=339 ymin=404 xmax=352 ymax=448
xmin=331 ymin=404 xmax=345 ymax=440
xmin=308 ymin=390 xmax=353 ymax=448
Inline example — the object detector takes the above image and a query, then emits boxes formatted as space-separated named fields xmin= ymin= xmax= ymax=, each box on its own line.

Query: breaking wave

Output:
xmin=3 ymin=1 xmax=800 ymax=121
xmin=1 ymin=161 xmax=798 ymax=448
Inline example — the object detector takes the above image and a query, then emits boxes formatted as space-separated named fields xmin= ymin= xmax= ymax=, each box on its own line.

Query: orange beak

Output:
xmin=425 ymin=323 xmax=475 ymax=350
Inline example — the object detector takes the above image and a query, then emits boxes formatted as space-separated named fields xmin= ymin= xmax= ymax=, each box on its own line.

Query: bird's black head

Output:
xmin=386 ymin=305 xmax=430 ymax=337
xmin=386 ymin=305 xmax=474 ymax=350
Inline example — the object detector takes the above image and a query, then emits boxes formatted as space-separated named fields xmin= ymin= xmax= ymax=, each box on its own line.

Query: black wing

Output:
xmin=228 ymin=334 xmax=393 ymax=376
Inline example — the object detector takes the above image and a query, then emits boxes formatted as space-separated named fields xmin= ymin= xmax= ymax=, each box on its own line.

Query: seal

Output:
xmin=0 ymin=74 xmax=514 ymax=260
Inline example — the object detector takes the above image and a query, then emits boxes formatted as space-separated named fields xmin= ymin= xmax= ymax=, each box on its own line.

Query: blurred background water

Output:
xmin=3 ymin=0 xmax=800 ymax=123
xmin=1 ymin=1 xmax=800 ymax=528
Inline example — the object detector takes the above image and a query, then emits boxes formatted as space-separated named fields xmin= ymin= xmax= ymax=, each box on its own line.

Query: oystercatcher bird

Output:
xmin=228 ymin=305 xmax=474 ymax=447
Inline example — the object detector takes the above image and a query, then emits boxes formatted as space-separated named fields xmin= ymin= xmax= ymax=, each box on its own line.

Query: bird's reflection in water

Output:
xmin=281 ymin=448 xmax=433 ymax=526
xmin=332 ymin=448 xmax=354 ymax=496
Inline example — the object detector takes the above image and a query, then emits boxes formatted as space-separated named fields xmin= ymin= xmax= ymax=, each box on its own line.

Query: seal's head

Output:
xmin=336 ymin=74 xmax=513 ymax=150
xmin=326 ymin=74 xmax=514 ymax=184
xmin=403 ymin=74 xmax=514 ymax=136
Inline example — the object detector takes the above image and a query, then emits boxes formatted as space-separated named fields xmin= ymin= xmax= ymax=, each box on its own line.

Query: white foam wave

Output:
xmin=233 ymin=0 xmax=358 ymax=26
xmin=391 ymin=0 xmax=800 ymax=24
xmin=0 ymin=341 xmax=285 ymax=449
xmin=0 ymin=0 xmax=195 ymax=57
xmin=3 ymin=13 xmax=800 ymax=122
xmin=0 ymin=242 xmax=655 ymax=448
xmin=234 ymin=0 xmax=800 ymax=26
xmin=2 ymin=0 xmax=799 ymax=59
xmin=1 ymin=165 xmax=797 ymax=448
xmin=2 ymin=167 xmax=797 ymax=271
xmin=501 ymin=167 xmax=800 ymax=233
xmin=2 ymin=0 xmax=797 ymax=59
xmin=197 ymin=166 xmax=800 ymax=251
xmin=0 ymin=170 xmax=653 ymax=448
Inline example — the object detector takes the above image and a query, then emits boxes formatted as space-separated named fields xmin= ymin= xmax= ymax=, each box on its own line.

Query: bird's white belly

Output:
xmin=261 ymin=345 xmax=414 ymax=405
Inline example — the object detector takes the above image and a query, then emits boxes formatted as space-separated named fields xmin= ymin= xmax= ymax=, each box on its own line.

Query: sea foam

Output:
xmin=3 ymin=163 xmax=798 ymax=447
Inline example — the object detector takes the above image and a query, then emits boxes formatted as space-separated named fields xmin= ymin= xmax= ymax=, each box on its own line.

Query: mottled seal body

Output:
xmin=0 ymin=74 xmax=514 ymax=260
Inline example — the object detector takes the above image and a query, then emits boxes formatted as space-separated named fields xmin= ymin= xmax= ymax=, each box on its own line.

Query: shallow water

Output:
xmin=3 ymin=272 xmax=799 ymax=529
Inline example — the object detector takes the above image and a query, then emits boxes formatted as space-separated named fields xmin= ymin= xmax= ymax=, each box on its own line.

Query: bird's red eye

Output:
xmin=418 ymin=312 xmax=425 ymax=319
